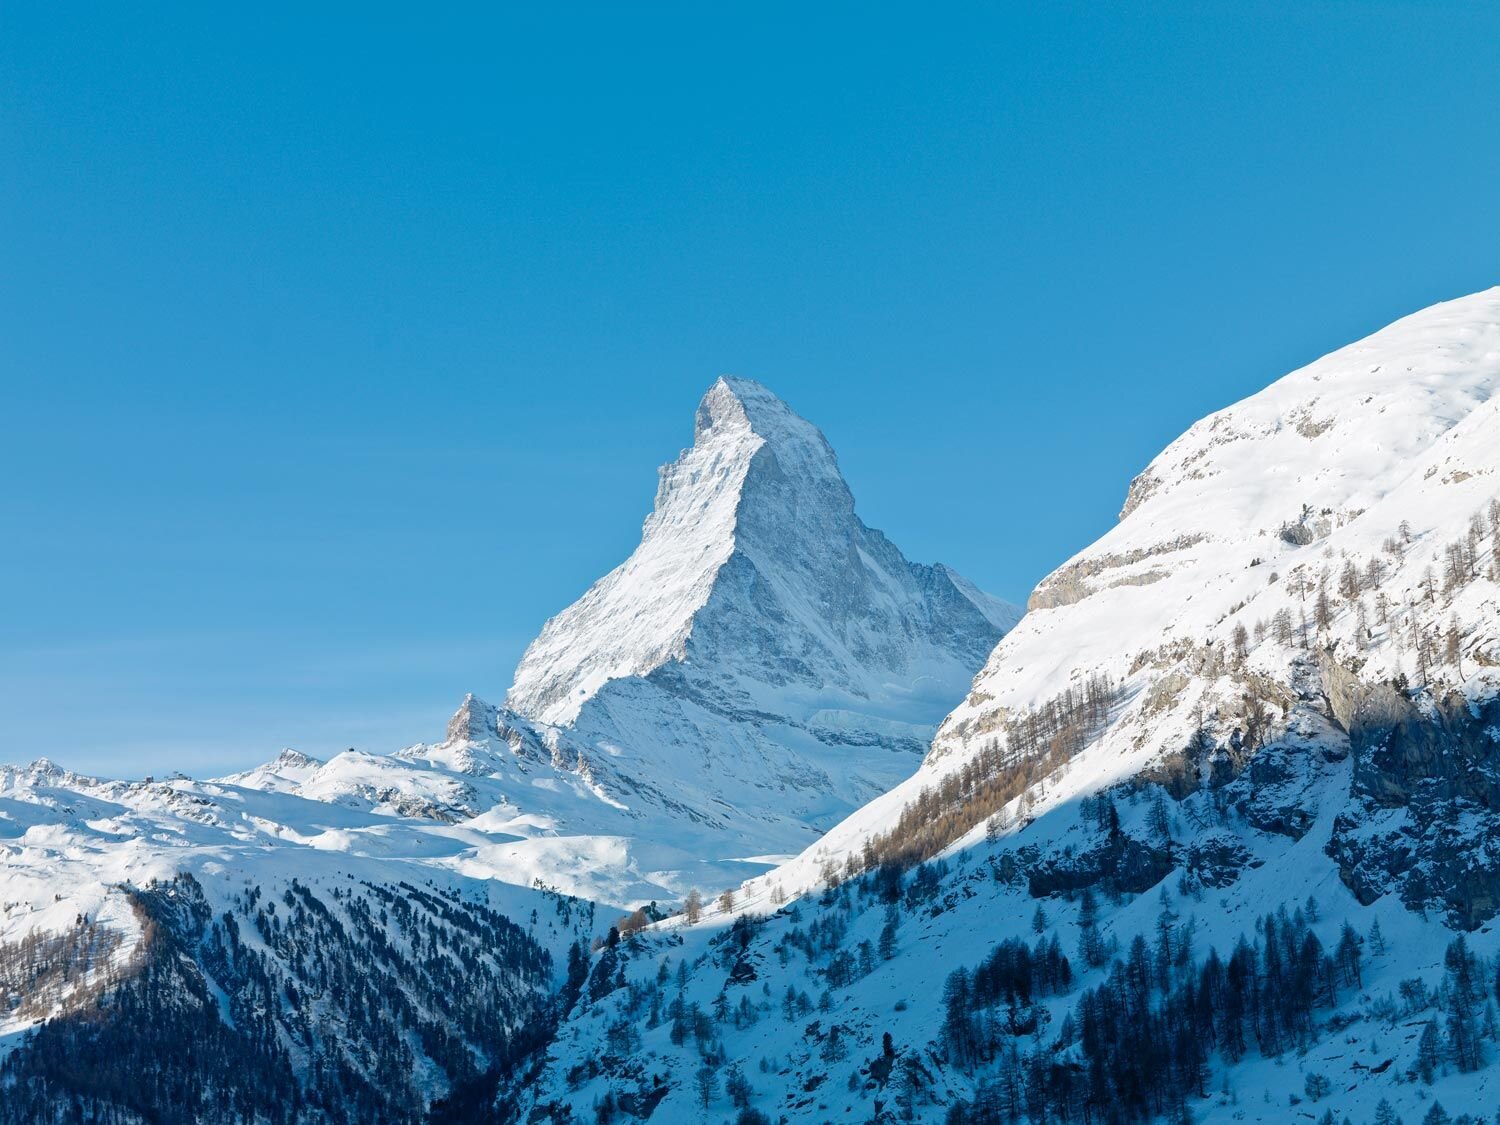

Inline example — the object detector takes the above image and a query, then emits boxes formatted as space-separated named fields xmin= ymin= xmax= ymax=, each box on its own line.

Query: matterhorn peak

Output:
xmin=690 ymin=376 xmax=854 ymax=519
xmin=506 ymin=372 xmax=1015 ymax=744
xmin=693 ymin=375 xmax=771 ymax=439
xmin=505 ymin=378 xmax=840 ymax=725
xmin=694 ymin=376 xmax=837 ymax=461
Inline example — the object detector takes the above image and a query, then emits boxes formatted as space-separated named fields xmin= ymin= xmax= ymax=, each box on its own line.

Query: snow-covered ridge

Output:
xmin=746 ymin=285 xmax=1500 ymax=903
xmin=944 ymin=285 xmax=1500 ymax=763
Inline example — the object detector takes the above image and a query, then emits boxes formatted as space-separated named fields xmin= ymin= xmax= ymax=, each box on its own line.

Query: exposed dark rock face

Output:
xmin=1135 ymin=653 xmax=1500 ymax=931
xmin=1127 ymin=654 xmax=1500 ymax=931
xmin=1181 ymin=832 xmax=1262 ymax=889
xmin=1026 ymin=829 xmax=1175 ymax=900
xmin=1320 ymin=661 xmax=1500 ymax=930
xmin=1326 ymin=800 xmax=1500 ymax=930
xmin=1335 ymin=678 xmax=1500 ymax=810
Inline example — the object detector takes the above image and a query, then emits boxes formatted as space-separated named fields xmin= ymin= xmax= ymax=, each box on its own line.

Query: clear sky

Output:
xmin=4 ymin=3 xmax=1498 ymax=775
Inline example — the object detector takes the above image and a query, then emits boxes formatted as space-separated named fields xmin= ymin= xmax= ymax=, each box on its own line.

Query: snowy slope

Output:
xmin=0 ymin=757 xmax=597 ymax=980
xmin=747 ymin=285 xmax=1500 ymax=904
xmin=0 ymin=755 xmax=601 ymax=1121
xmin=521 ymin=287 xmax=1500 ymax=1125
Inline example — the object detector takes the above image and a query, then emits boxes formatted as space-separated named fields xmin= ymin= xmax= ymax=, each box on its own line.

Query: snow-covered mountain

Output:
xmin=522 ymin=288 xmax=1500 ymax=1124
xmin=0 ymin=756 xmax=599 ymax=1122
xmin=509 ymin=376 xmax=1014 ymax=730
xmin=208 ymin=376 xmax=1015 ymax=903
xmin=491 ymin=376 xmax=1018 ymax=886
xmin=743 ymin=286 xmax=1500 ymax=911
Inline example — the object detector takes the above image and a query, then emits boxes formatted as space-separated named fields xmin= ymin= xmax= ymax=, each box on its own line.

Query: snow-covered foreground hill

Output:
xmin=519 ymin=288 xmax=1500 ymax=1124
xmin=0 ymin=757 xmax=600 ymax=1122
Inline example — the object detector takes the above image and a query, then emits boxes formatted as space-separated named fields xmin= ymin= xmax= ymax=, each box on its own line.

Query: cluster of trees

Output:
xmin=0 ymin=872 xmax=562 ymax=1125
xmin=1440 ymin=501 xmax=1500 ymax=594
xmin=833 ymin=675 xmax=1119 ymax=881
xmin=942 ymin=935 xmax=1073 ymax=1069
xmin=776 ymin=901 xmax=850 ymax=963
xmin=554 ymin=935 xmax=783 ymax=1119
xmin=561 ymin=889 xmax=932 ymax=1122
xmin=945 ymin=897 xmax=1500 ymax=1125
xmin=0 ymin=875 xmax=302 ymax=1124
xmin=212 ymin=874 xmax=556 ymax=1116
xmin=1258 ymin=500 xmax=1499 ymax=689
xmin=613 ymin=900 xmax=667 ymax=939
xmin=945 ymin=903 xmax=1364 ymax=1124
xmin=0 ymin=911 xmax=128 ymax=1021
xmin=1416 ymin=935 xmax=1494 ymax=1078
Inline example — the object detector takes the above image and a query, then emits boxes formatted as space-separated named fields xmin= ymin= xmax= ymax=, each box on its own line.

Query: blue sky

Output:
xmin=4 ymin=3 xmax=1498 ymax=774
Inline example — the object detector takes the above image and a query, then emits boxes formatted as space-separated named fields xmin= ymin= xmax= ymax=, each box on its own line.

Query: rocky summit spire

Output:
xmin=505 ymin=377 xmax=1014 ymax=729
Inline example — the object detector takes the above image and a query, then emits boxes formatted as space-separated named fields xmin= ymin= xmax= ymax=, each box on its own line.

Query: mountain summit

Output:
xmin=488 ymin=376 xmax=1019 ymax=892
xmin=508 ymin=376 xmax=1015 ymax=728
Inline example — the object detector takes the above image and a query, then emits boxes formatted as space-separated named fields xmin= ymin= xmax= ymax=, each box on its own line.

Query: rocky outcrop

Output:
xmin=1325 ymin=662 xmax=1500 ymax=808
xmin=1026 ymin=535 xmax=1204 ymax=612
xmin=1026 ymin=828 xmax=1174 ymax=899
xmin=445 ymin=693 xmax=500 ymax=744
xmin=1318 ymin=657 xmax=1500 ymax=928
